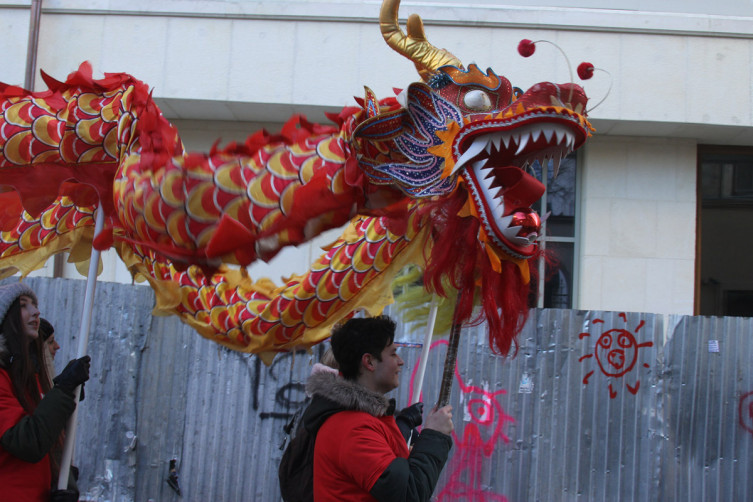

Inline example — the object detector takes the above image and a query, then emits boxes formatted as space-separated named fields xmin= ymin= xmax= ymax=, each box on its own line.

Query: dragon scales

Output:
xmin=0 ymin=0 xmax=593 ymax=359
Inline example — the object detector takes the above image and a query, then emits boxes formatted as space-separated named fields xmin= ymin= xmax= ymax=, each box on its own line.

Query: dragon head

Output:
xmin=353 ymin=0 xmax=592 ymax=268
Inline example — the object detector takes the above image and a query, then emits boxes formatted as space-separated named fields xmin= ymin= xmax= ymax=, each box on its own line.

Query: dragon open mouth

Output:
xmin=457 ymin=117 xmax=584 ymax=259
xmin=351 ymin=77 xmax=591 ymax=260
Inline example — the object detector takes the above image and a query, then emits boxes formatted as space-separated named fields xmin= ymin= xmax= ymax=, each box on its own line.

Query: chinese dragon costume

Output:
xmin=0 ymin=0 xmax=593 ymax=360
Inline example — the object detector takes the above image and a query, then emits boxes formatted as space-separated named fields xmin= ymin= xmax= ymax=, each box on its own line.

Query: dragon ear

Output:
xmin=363 ymin=87 xmax=380 ymax=118
xmin=353 ymin=107 xmax=408 ymax=141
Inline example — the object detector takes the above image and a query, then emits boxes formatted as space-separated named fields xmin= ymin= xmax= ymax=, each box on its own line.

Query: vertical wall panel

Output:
xmin=662 ymin=315 xmax=753 ymax=502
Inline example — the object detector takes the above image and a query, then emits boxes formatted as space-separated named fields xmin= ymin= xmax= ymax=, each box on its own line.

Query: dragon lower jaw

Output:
xmin=465 ymin=165 xmax=544 ymax=259
xmin=459 ymin=122 xmax=580 ymax=258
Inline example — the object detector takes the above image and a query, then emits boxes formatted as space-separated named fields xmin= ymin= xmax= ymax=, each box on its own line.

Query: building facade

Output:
xmin=2 ymin=0 xmax=752 ymax=316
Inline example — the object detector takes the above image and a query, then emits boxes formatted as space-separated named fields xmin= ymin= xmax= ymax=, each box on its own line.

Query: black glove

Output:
xmin=53 ymin=356 xmax=91 ymax=395
xmin=395 ymin=402 xmax=424 ymax=441
xmin=50 ymin=489 xmax=79 ymax=502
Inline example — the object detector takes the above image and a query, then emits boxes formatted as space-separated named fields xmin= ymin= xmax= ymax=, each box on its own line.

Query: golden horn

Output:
xmin=380 ymin=0 xmax=462 ymax=81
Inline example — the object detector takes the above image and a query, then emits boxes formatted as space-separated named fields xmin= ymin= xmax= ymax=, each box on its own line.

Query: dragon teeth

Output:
xmin=552 ymin=155 xmax=562 ymax=178
xmin=491 ymin=200 xmax=505 ymax=222
xmin=456 ymin=123 xmax=575 ymax=177
xmin=452 ymin=135 xmax=489 ymax=174
xmin=473 ymin=158 xmax=489 ymax=172
xmin=502 ymin=225 xmax=522 ymax=240
xmin=492 ymin=132 xmax=503 ymax=150
xmin=554 ymin=129 xmax=564 ymax=144
xmin=515 ymin=133 xmax=530 ymax=155
xmin=503 ymin=225 xmax=539 ymax=246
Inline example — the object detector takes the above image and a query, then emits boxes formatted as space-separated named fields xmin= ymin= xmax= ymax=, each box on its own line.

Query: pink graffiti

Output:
xmin=578 ymin=314 xmax=653 ymax=399
xmin=740 ymin=391 xmax=753 ymax=436
xmin=409 ymin=339 xmax=513 ymax=501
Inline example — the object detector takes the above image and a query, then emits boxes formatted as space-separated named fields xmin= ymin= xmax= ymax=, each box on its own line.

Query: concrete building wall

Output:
xmin=579 ymin=135 xmax=697 ymax=313
xmin=5 ymin=1 xmax=753 ymax=134
xmin=5 ymin=0 xmax=753 ymax=314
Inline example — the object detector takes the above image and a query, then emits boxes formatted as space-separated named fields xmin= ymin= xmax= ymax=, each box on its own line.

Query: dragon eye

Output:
xmin=463 ymin=89 xmax=492 ymax=111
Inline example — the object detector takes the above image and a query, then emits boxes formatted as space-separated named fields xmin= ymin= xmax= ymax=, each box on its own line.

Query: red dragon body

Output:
xmin=0 ymin=0 xmax=592 ymax=359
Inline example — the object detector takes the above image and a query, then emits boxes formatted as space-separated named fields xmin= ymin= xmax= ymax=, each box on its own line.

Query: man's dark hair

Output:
xmin=330 ymin=315 xmax=396 ymax=380
xmin=39 ymin=317 xmax=54 ymax=341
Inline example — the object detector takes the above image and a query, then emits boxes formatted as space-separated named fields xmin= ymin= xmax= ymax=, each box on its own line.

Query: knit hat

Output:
xmin=39 ymin=318 xmax=54 ymax=341
xmin=0 ymin=283 xmax=38 ymax=326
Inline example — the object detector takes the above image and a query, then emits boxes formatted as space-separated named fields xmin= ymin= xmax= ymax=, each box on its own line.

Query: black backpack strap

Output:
xmin=279 ymin=397 xmax=347 ymax=502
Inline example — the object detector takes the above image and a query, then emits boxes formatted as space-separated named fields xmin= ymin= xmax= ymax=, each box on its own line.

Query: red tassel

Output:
xmin=419 ymin=189 xmax=536 ymax=356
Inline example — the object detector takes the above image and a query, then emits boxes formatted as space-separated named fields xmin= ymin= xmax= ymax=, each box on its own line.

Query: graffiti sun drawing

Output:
xmin=578 ymin=313 xmax=653 ymax=399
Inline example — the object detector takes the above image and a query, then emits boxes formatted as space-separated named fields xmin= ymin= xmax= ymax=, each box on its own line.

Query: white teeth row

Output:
xmin=475 ymin=167 xmax=538 ymax=246
xmin=523 ymin=150 xmax=569 ymax=178
xmin=471 ymin=184 xmax=539 ymax=247
xmin=470 ymin=163 xmax=525 ymax=245
xmin=452 ymin=124 xmax=576 ymax=175
xmin=499 ymin=214 xmax=538 ymax=245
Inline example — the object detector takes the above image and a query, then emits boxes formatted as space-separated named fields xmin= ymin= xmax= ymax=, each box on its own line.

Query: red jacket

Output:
xmin=305 ymin=372 xmax=452 ymax=502
xmin=314 ymin=410 xmax=409 ymax=501
xmin=0 ymin=368 xmax=52 ymax=502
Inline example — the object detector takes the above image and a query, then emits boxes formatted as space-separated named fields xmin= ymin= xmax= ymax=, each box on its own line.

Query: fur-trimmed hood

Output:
xmin=306 ymin=371 xmax=392 ymax=417
xmin=302 ymin=372 xmax=396 ymax=433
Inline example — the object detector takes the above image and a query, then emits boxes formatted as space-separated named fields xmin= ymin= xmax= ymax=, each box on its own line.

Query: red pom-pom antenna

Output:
xmin=577 ymin=63 xmax=612 ymax=113
xmin=577 ymin=62 xmax=595 ymax=80
xmin=517 ymin=39 xmax=611 ymax=113
xmin=517 ymin=38 xmax=574 ymax=91
xmin=518 ymin=39 xmax=536 ymax=57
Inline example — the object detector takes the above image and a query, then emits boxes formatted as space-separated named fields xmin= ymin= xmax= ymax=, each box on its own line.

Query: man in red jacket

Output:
xmin=308 ymin=315 xmax=453 ymax=501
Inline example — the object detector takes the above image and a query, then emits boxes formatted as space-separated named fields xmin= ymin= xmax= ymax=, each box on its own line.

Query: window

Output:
xmin=529 ymin=153 xmax=579 ymax=309
xmin=698 ymin=146 xmax=753 ymax=316
xmin=701 ymin=150 xmax=753 ymax=203
xmin=724 ymin=290 xmax=753 ymax=317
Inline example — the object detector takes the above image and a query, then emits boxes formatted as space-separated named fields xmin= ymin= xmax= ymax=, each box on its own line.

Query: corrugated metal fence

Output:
xmin=5 ymin=277 xmax=751 ymax=501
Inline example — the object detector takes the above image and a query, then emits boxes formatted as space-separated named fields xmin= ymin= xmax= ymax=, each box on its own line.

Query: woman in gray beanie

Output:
xmin=0 ymin=282 xmax=91 ymax=502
